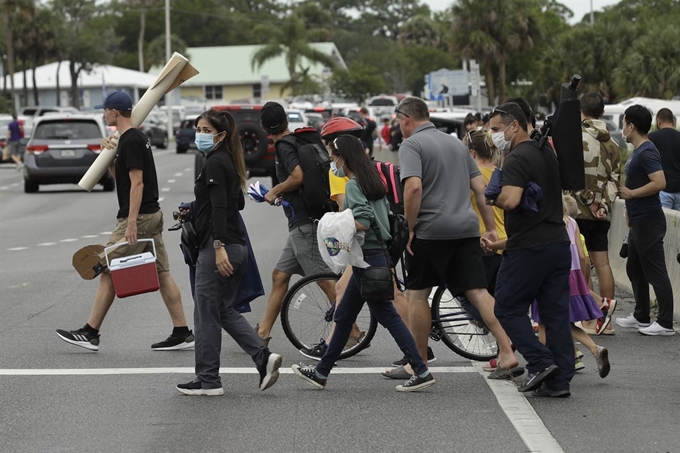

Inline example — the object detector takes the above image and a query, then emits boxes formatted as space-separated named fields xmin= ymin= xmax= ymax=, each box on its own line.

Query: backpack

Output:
xmin=279 ymin=132 xmax=338 ymax=220
xmin=374 ymin=161 xmax=404 ymax=215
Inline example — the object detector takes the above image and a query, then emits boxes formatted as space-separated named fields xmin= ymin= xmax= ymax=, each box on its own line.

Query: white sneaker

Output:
xmin=615 ymin=314 xmax=651 ymax=329
xmin=638 ymin=322 xmax=676 ymax=336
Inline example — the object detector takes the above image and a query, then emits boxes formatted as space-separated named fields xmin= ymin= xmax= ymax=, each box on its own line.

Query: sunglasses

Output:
xmin=394 ymin=108 xmax=410 ymax=118
xmin=491 ymin=108 xmax=517 ymax=125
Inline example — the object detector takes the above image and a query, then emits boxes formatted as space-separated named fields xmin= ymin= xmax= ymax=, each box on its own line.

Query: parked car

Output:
xmin=175 ymin=117 xmax=197 ymax=154
xmin=139 ymin=118 xmax=168 ymax=149
xmin=306 ymin=112 xmax=325 ymax=132
xmin=195 ymin=105 xmax=276 ymax=184
xmin=429 ymin=113 xmax=466 ymax=140
xmin=21 ymin=106 xmax=79 ymax=117
xmin=286 ymin=109 xmax=308 ymax=132
xmin=23 ymin=114 xmax=114 ymax=193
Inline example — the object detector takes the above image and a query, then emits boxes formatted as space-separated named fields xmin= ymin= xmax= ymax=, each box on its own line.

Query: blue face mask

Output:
xmin=330 ymin=160 xmax=345 ymax=178
xmin=195 ymin=132 xmax=217 ymax=153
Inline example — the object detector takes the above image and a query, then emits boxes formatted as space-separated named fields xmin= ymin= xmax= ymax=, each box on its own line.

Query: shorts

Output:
xmin=275 ymin=223 xmax=330 ymax=276
xmin=575 ymin=219 xmax=610 ymax=252
xmin=8 ymin=141 xmax=20 ymax=156
xmin=405 ymin=237 xmax=487 ymax=295
xmin=106 ymin=210 xmax=170 ymax=272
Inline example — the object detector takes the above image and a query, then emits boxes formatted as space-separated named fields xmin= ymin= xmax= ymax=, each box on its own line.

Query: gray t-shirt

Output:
xmin=399 ymin=122 xmax=481 ymax=240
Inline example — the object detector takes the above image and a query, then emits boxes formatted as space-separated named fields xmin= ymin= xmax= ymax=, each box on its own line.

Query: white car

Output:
xmin=287 ymin=109 xmax=309 ymax=132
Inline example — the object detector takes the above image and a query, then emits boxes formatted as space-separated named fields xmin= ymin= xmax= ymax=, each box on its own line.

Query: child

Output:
xmin=532 ymin=195 xmax=611 ymax=378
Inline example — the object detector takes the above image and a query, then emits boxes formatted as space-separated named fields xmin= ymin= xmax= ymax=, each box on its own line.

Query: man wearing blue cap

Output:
xmin=56 ymin=91 xmax=195 ymax=352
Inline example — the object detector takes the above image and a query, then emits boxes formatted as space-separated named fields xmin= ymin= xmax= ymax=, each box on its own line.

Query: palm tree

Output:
xmin=398 ymin=15 xmax=441 ymax=48
xmin=251 ymin=13 xmax=336 ymax=95
xmin=450 ymin=0 xmax=499 ymax=103
xmin=1 ymin=0 xmax=35 ymax=112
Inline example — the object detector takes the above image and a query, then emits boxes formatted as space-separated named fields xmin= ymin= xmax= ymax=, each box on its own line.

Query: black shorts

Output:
xmin=575 ymin=219 xmax=610 ymax=252
xmin=405 ymin=237 xmax=487 ymax=295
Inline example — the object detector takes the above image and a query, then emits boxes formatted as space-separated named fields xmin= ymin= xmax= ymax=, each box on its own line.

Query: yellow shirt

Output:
xmin=580 ymin=234 xmax=589 ymax=258
xmin=329 ymin=170 xmax=349 ymax=202
xmin=470 ymin=166 xmax=507 ymax=247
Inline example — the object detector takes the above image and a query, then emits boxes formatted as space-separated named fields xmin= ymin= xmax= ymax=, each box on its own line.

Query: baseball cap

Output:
xmin=94 ymin=91 xmax=133 ymax=111
xmin=260 ymin=102 xmax=287 ymax=130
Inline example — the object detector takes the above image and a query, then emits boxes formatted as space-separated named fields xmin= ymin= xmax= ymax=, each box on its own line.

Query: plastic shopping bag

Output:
xmin=316 ymin=209 xmax=369 ymax=274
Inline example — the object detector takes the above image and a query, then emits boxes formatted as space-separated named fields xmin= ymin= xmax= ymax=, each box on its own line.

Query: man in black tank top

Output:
xmin=56 ymin=91 xmax=194 ymax=353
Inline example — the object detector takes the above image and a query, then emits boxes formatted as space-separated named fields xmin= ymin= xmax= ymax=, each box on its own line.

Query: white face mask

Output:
xmin=491 ymin=125 xmax=513 ymax=152
xmin=330 ymin=160 xmax=345 ymax=178
xmin=622 ymin=124 xmax=632 ymax=143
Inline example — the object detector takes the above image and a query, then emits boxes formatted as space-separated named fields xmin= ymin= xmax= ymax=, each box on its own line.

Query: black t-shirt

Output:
xmin=501 ymin=140 xmax=569 ymax=250
xmin=361 ymin=118 xmax=377 ymax=149
xmin=114 ymin=128 xmax=160 ymax=219
xmin=194 ymin=148 xmax=246 ymax=246
xmin=649 ymin=128 xmax=680 ymax=193
xmin=275 ymin=131 xmax=325 ymax=230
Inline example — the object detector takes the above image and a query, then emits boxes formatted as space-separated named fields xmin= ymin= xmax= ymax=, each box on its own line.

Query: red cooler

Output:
xmin=105 ymin=239 xmax=160 ymax=298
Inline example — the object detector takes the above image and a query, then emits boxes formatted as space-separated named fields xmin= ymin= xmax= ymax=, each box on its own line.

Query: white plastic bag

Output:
xmin=317 ymin=209 xmax=369 ymax=274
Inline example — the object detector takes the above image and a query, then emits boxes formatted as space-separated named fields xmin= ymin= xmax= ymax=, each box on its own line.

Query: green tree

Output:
xmin=1 ymin=0 xmax=35 ymax=112
xmin=51 ymin=0 xmax=119 ymax=109
xmin=146 ymin=34 xmax=188 ymax=69
xmin=251 ymin=13 xmax=336 ymax=95
xmin=331 ymin=63 xmax=386 ymax=104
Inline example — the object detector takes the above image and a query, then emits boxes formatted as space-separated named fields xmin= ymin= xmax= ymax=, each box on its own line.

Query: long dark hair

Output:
xmin=195 ymin=110 xmax=247 ymax=190
xmin=331 ymin=134 xmax=386 ymax=201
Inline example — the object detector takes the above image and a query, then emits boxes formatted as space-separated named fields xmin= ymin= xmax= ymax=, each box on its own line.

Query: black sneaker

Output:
xmin=56 ymin=327 xmax=100 ymax=351
xmin=299 ymin=339 xmax=327 ymax=361
xmin=176 ymin=381 xmax=224 ymax=396
xmin=396 ymin=372 xmax=436 ymax=392
xmin=518 ymin=364 xmax=559 ymax=393
xmin=292 ymin=363 xmax=327 ymax=389
xmin=392 ymin=347 xmax=436 ymax=367
xmin=257 ymin=351 xmax=282 ymax=391
xmin=531 ymin=383 xmax=570 ymax=398
xmin=152 ymin=331 xmax=195 ymax=351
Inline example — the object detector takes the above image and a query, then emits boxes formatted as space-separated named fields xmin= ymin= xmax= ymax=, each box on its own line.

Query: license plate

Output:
xmin=60 ymin=150 xmax=76 ymax=157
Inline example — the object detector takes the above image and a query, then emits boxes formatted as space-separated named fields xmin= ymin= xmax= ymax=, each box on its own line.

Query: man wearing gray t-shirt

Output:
xmin=396 ymin=97 xmax=518 ymax=375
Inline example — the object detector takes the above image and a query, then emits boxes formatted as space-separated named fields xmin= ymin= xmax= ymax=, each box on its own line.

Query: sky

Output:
xmin=423 ymin=0 xmax=621 ymax=24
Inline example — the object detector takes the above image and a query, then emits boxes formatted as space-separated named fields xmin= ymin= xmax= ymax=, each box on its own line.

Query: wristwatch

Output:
xmin=213 ymin=240 xmax=225 ymax=249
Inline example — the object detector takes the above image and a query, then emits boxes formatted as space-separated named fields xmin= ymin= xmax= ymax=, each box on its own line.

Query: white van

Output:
xmin=367 ymin=95 xmax=399 ymax=120
xmin=602 ymin=97 xmax=680 ymax=129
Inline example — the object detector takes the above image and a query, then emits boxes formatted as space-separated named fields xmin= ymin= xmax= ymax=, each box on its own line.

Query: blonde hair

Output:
xmin=563 ymin=194 xmax=578 ymax=222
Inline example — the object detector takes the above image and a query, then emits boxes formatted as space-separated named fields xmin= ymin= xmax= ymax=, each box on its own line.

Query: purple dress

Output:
xmin=531 ymin=217 xmax=602 ymax=323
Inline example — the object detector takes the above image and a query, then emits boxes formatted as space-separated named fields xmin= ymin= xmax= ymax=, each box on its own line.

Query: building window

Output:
xmin=252 ymin=83 xmax=262 ymax=99
xmin=204 ymin=85 xmax=223 ymax=100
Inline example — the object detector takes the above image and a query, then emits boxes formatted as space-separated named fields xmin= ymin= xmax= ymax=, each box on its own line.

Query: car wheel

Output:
xmin=159 ymin=134 xmax=168 ymax=150
xmin=239 ymin=123 xmax=269 ymax=164
xmin=102 ymin=177 xmax=115 ymax=192
xmin=194 ymin=151 xmax=205 ymax=180
xmin=24 ymin=179 xmax=39 ymax=193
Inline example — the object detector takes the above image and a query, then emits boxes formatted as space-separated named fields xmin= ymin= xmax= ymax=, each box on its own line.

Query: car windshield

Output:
xmin=34 ymin=120 xmax=101 ymax=140
xmin=369 ymin=99 xmax=396 ymax=106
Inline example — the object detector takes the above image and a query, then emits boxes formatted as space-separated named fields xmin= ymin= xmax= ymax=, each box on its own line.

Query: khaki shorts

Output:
xmin=106 ymin=210 xmax=170 ymax=272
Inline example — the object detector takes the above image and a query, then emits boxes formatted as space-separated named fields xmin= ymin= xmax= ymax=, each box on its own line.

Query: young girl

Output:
xmin=532 ymin=195 xmax=610 ymax=378
xmin=292 ymin=134 xmax=434 ymax=392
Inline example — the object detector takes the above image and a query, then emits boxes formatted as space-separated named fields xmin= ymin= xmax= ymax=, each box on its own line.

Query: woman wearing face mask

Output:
xmin=177 ymin=110 xmax=282 ymax=396
xmin=292 ymin=134 xmax=435 ymax=392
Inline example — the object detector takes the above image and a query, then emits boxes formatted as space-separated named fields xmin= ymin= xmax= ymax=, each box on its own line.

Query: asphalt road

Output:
xmin=1 ymin=149 xmax=679 ymax=453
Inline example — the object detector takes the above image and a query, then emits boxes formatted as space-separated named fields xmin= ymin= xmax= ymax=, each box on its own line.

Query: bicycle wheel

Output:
xmin=281 ymin=272 xmax=378 ymax=360
xmin=430 ymin=286 xmax=498 ymax=361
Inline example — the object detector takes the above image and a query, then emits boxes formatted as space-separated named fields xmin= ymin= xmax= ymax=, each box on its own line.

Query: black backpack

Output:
xmin=279 ymin=132 xmax=338 ymax=220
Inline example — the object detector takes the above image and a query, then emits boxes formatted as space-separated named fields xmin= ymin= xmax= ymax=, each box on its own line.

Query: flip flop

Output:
xmin=381 ymin=365 xmax=412 ymax=380
xmin=488 ymin=366 xmax=524 ymax=380
xmin=482 ymin=358 xmax=498 ymax=372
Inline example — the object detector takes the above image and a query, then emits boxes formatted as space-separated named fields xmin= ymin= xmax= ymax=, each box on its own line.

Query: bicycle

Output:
xmin=281 ymin=271 xmax=498 ymax=361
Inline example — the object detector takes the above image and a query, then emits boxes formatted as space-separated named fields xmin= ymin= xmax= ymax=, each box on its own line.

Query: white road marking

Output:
xmin=161 ymin=187 xmax=170 ymax=192
xmin=37 ymin=243 xmax=56 ymax=247
xmin=100 ymin=232 xmax=113 ymax=235
xmin=0 ymin=366 xmax=476 ymax=376
xmin=168 ymin=179 xmax=176 ymax=183
xmin=473 ymin=362 xmax=564 ymax=453
xmin=184 ymin=168 xmax=191 ymax=172
xmin=159 ymin=197 xmax=165 ymax=203
xmin=174 ymin=173 xmax=183 ymax=177
xmin=6 ymin=247 xmax=29 ymax=251
xmin=59 ymin=238 xmax=79 ymax=243
xmin=10 ymin=182 xmax=19 ymax=187
xmin=81 ymin=235 xmax=99 ymax=239
xmin=0 ymin=186 xmax=8 ymax=190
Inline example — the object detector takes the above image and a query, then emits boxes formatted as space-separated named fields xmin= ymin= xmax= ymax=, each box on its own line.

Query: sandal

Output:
xmin=488 ymin=366 xmax=525 ymax=380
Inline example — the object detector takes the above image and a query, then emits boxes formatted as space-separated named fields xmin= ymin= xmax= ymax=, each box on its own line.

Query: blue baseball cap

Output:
xmin=94 ymin=91 xmax=133 ymax=111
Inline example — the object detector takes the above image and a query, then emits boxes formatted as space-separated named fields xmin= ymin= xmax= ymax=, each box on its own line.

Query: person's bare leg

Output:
xmin=571 ymin=324 xmax=598 ymax=356
xmin=257 ymin=269 xmax=291 ymax=340
xmin=465 ymin=288 xmax=518 ymax=369
xmin=584 ymin=251 xmax=616 ymax=332
xmin=407 ymin=288 xmax=432 ymax=363
xmin=87 ymin=273 xmax=117 ymax=330
xmin=158 ymin=271 xmax=188 ymax=327
xmin=392 ymin=285 xmax=409 ymax=330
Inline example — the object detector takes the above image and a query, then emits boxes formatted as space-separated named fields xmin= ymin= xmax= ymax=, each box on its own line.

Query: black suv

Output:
xmin=193 ymin=105 xmax=277 ymax=184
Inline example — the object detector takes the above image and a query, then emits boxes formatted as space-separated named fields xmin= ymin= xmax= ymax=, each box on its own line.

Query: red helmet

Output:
xmin=320 ymin=117 xmax=364 ymax=141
